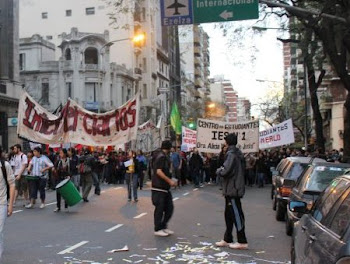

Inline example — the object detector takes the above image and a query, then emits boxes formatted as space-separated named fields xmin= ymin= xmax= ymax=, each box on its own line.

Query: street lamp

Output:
xmin=97 ymin=32 xmax=146 ymax=112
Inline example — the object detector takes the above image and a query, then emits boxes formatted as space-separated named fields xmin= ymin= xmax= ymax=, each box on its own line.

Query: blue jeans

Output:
xmin=71 ymin=174 xmax=80 ymax=192
xmin=0 ymin=204 xmax=7 ymax=261
xmin=126 ymin=173 xmax=138 ymax=200
xmin=257 ymin=173 xmax=265 ymax=187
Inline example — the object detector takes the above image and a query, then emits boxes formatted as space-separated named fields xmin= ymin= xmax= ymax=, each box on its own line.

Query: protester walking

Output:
xmin=79 ymin=151 xmax=93 ymax=202
xmin=125 ymin=151 xmax=140 ymax=202
xmin=170 ymin=147 xmax=182 ymax=188
xmin=151 ymin=140 xmax=176 ymax=237
xmin=12 ymin=144 xmax=29 ymax=207
xmin=26 ymin=147 xmax=54 ymax=209
xmin=68 ymin=148 xmax=80 ymax=192
xmin=136 ymin=150 xmax=147 ymax=190
xmin=0 ymin=146 xmax=15 ymax=262
xmin=54 ymin=149 xmax=71 ymax=212
xmin=189 ymin=148 xmax=203 ymax=188
xmin=216 ymin=133 xmax=248 ymax=250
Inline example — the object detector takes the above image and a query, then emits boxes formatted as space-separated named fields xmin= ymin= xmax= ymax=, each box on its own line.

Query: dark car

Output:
xmin=271 ymin=157 xmax=325 ymax=221
xmin=291 ymin=175 xmax=350 ymax=264
xmin=286 ymin=163 xmax=350 ymax=236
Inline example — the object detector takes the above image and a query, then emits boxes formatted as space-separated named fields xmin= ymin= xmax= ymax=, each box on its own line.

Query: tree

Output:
xmin=260 ymin=0 xmax=350 ymax=160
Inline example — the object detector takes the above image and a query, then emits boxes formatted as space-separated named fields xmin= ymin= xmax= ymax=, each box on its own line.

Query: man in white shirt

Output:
xmin=27 ymin=147 xmax=53 ymax=209
xmin=13 ymin=144 xmax=28 ymax=206
xmin=0 ymin=146 xmax=15 ymax=261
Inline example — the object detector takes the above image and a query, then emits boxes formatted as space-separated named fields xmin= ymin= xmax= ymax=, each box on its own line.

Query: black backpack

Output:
xmin=0 ymin=160 xmax=9 ymax=201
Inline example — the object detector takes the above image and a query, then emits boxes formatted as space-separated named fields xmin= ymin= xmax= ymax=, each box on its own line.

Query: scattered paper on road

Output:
xmin=107 ymin=245 xmax=129 ymax=253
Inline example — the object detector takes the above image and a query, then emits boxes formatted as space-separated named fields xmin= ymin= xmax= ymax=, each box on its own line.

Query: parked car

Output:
xmin=271 ymin=157 xmax=325 ymax=221
xmin=286 ymin=163 xmax=350 ymax=236
xmin=291 ymin=175 xmax=350 ymax=264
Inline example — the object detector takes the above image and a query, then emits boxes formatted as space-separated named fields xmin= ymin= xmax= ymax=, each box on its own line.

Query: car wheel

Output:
xmin=286 ymin=214 xmax=293 ymax=236
xmin=276 ymin=200 xmax=285 ymax=221
xmin=272 ymin=192 xmax=277 ymax=211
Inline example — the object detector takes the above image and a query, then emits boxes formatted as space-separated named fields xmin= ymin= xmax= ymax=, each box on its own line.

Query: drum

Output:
xmin=55 ymin=179 xmax=82 ymax=206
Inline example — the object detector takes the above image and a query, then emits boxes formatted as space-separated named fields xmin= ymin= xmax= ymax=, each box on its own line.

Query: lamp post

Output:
xmin=97 ymin=33 xmax=146 ymax=113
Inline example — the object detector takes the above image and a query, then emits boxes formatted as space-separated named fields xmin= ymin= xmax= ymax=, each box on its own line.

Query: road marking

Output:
xmin=46 ymin=202 xmax=57 ymax=206
xmin=134 ymin=213 xmax=147 ymax=219
xmin=114 ymin=187 xmax=122 ymax=190
xmin=105 ymin=224 xmax=124 ymax=233
xmin=173 ymin=197 xmax=179 ymax=201
xmin=57 ymin=241 xmax=89 ymax=255
xmin=13 ymin=210 xmax=23 ymax=214
xmin=183 ymin=192 xmax=190 ymax=196
xmin=193 ymin=188 xmax=198 ymax=191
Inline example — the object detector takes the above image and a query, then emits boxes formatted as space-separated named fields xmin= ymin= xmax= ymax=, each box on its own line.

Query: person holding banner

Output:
xmin=216 ymin=133 xmax=248 ymax=250
xmin=125 ymin=151 xmax=140 ymax=202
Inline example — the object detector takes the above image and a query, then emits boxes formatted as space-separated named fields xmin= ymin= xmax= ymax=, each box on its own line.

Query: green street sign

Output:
xmin=161 ymin=0 xmax=259 ymax=26
xmin=193 ymin=0 xmax=259 ymax=23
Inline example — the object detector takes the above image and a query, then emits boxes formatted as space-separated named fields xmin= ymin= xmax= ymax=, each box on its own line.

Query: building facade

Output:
xmin=20 ymin=30 xmax=134 ymax=113
xmin=0 ymin=0 xmax=22 ymax=150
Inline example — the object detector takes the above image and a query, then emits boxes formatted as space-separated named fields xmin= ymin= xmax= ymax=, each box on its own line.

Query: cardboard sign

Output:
xmin=181 ymin=126 xmax=197 ymax=152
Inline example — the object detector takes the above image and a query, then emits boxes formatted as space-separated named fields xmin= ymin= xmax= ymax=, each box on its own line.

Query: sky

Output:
xmin=202 ymin=21 xmax=285 ymax=114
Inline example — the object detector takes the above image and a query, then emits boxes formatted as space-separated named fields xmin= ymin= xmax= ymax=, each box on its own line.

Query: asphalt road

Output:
xmin=3 ymin=182 xmax=291 ymax=264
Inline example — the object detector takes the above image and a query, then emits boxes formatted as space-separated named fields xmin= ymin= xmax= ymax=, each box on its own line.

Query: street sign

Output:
xmin=161 ymin=0 xmax=193 ymax=26
xmin=161 ymin=0 xmax=259 ymax=26
xmin=193 ymin=0 xmax=259 ymax=23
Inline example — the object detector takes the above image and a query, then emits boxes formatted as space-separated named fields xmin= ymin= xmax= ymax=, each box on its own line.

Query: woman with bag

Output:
xmin=125 ymin=151 xmax=140 ymax=202
xmin=53 ymin=149 xmax=71 ymax=212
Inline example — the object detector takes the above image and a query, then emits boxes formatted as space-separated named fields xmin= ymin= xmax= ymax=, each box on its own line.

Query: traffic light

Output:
xmin=188 ymin=122 xmax=196 ymax=129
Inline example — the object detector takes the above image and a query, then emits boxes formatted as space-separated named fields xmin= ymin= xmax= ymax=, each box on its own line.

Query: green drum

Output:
xmin=56 ymin=179 xmax=82 ymax=206
xmin=25 ymin=175 xmax=39 ymax=181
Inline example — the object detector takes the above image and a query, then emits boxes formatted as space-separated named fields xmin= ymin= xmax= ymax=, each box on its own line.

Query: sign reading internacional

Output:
xmin=259 ymin=119 xmax=295 ymax=149
xmin=196 ymin=118 xmax=259 ymax=154
xmin=161 ymin=0 xmax=259 ymax=26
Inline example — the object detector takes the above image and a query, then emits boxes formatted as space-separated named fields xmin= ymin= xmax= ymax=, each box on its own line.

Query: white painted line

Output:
xmin=134 ymin=213 xmax=147 ymax=219
xmin=46 ymin=202 xmax=57 ymax=206
xmin=13 ymin=210 xmax=23 ymax=214
xmin=173 ymin=197 xmax=179 ymax=201
xmin=193 ymin=188 xmax=198 ymax=191
xmin=114 ymin=187 xmax=122 ymax=190
xmin=183 ymin=192 xmax=190 ymax=196
xmin=105 ymin=224 xmax=124 ymax=233
xmin=57 ymin=241 xmax=89 ymax=255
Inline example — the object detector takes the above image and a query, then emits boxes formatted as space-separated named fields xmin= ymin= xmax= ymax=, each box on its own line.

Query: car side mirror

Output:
xmin=289 ymin=201 xmax=307 ymax=214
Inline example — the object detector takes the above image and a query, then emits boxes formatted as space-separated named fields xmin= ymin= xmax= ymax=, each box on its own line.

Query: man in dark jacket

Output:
xmin=216 ymin=133 xmax=248 ymax=250
xmin=151 ymin=140 xmax=176 ymax=237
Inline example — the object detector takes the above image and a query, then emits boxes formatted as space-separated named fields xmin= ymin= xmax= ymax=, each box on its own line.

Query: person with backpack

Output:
xmin=26 ymin=147 xmax=54 ymax=209
xmin=0 ymin=146 xmax=15 ymax=261
xmin=53 ymin=149 xmax=71 ymax=212
xmin=78 ymin=150 xmax=94 ymax=202
xmin=215 ymin=133 xmax=248 ymax=250
xmin=151 ymin=141 xmax=177 ymax=237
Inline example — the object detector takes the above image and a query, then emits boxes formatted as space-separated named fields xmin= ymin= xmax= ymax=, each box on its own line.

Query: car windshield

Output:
xmin=305 ymin=166 xmax=350 ymax=192
xmin=287 ymin=163 xmax=309 ymax=180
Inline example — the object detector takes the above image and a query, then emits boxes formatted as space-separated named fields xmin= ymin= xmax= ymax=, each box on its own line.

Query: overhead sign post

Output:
xmin=161 ymin=0 xmax=259 ymax=26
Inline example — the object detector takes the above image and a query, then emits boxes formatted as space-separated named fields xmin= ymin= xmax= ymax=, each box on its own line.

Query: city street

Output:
xmin=3 ymin=183 xmax=291 ymax=264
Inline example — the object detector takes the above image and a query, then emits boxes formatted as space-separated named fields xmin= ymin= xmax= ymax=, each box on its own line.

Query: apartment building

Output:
xmin=0 ymin=0 xmax=22 ymax=149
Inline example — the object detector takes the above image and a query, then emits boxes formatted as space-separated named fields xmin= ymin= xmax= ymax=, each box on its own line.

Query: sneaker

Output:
xmin=215 ymin=240 xmax=230 ymax=247
xmin=25 ymin=204 xmax=34 ymax=209
xmin=40 ymin=203 xmax=46 ymax=209
xmin=229 ymin=242 xmax=249 ymax=250
xmin=154 ymin=230 xmax=169 ymax=237
xmin=163 ymin=229 xmax=174 ymax=235
xmin=54 ymin=208 xmax=60 ymax=212
xmin=134 ymin=199 xmax=138 ymax=202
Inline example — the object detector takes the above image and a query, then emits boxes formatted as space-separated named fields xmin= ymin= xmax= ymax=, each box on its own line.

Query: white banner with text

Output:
xmin=259 ymin=119 xmax=295 ymax=149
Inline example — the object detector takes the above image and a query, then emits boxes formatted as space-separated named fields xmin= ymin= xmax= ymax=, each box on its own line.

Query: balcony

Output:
xmin=195 ymin=78 xmax=204 ymax=88
xmin=194 ymin=57 xmax=202 ymax=66
xmin=62 ymin=60 xmax=73 ymax=71
xmin=80 ymin=64 xmax=98 ymax=71
xmin=134 ymin=67 xmax=142 ymax=79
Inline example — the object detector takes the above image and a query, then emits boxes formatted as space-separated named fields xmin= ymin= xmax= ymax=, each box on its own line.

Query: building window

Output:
xmin=41 ymin=82 xmax=49 ymax=104
xmin=42 ymin=12 xmax=48 ymax=19
xmin=67 ymin=83 xmax=72 ymax=98
xmin=65 ymin=48 xmax=72 ymax=60
xmin=46 ymin=36 xmax=53 ymax=40
xmin=86 ymin=7 xmax=95 ymax=15
xmin=66 ymin=10 xmax=72 ymax=16
xmin=19 ymin=53 xmax=25 ymax=71
xmin=84 ymin=47 xmax=98 ymax=64
xmin=143 ymin=84 xmax=147 ymax=99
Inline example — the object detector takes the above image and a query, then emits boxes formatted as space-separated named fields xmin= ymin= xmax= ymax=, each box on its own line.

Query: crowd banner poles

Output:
xmin=259 ymin=119 xmax=295 ymax=149
xmin=17 ymin=91 xmax=140 ymax=146
xmin=196 ymin=118 xmax=259 ymax=154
